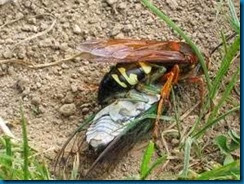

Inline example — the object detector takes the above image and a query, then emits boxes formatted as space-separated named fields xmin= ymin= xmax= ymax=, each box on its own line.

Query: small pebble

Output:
xmin=27 ymin=17 xmax=37 ymax=25
xmin=23 ymin=0 xmax=32 ymax=8
xmin=17 ymin=52 xmax=25 ymax=59
xmin=0 ymin=0 xmax=15 ymax=5
xmin=123 ymin=24 xmax=133 ymax=33
xmin=118 ymin=2 xmax=126 ymax=9
xmin=63 ymin=92 xmax=74 ymax=103
xmin=3 ymin=50 xmax=12 ymax=59
xmin=38 ymin=105 xmax=45 ymax=114
xmin=114 ymin=32 xmax=124 ymax=39
xmin=61 ymin=63 xmax=69 ymax=69
xmin=111 ymin=24 xmax=122 ymax=36
xmin=171 ymin=138 xmax=179 ymax=146
xmin=59 ymin=43 xmax=69 ymax=51
xmin=81 ymin=107 xmax=89 ymax=115
xmin=1 ymin=64 xmax=7 ymax=70
xmin=87 ymin=0 xmax=95 ymax=5
xmin=121 ymin=164 xmax=127 ymax=172
xmin=71 ymin=84 xmax=78 ymax=93
xmin=59 ymin=103 xmax=76 ymax=117
xmin=56 ymin=93 xmax=64 ymax=99
xmin=16 ymin=77 xmax=29 ymax=92
xmin=8 ymin=66 xmax=15 ymax=75
xmin=166 ymin=0 xmax=178 ymax=10
xmin=31 ymin=96 xmax=41 ymax=105
xmin=36 ymin=82 xmax=42 ymax=88
xmin=73 ymin=24 xmax=82 ymax=34
xmin=71 ymin=73 xmax=78 ymax=79
xmin=22 ymin=88 xmax=30 ymax=96
xmin=100 ymin=22 xmax=107 ymax=29
xmin=106 ymin=0 xmax=117 ymax=6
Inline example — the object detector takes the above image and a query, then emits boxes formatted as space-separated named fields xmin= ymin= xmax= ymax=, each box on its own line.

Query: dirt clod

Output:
xmin=73 ymin=24 xmax=82 ymax=34
xmin=59 ymin=103 xmax=76 ymax=117
xmin=106 ymin=0 xmax=117 ymax=6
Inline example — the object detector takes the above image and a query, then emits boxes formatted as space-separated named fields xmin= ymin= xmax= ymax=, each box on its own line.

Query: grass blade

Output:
xmin=20 ymin=108 xmax=29 ymax=180
xmin=141 ymin=155 xmax=167 ymax=180
xmin=4 ymin=137 xmax=13 ymax=166
xmin=227 ymin=0 xmax=240 ymax=33
xmin=196 ymin=160 xmax=240 ymax=180
xmin=181 ymin=137 xmax=193 ymax=178
xmin=228 ymin=130 xmax=240 ymax=145
xmin=70 ymin=153 xmax=80 ymax=180
xmin=171 ymin=90 xmax=181 ymax=138
xmin=141 ymin=0 xmax=211 ymax=91
xmin=220 ymin=31 xmax=228 ymax=54
xmin=140 ymin=141 xmax=167 ymax=180
xmin=193 ymin=105 xmax=239 ymax=139
xmin=215 ymin=135 xmax=231 ymax=155
xmin=209 ymin=66 xmax=239 ymax=119
xmin=209 ymin=35 xmax=240 ymax=101
xmin=140 ymin=141 xmax=154 ymax=178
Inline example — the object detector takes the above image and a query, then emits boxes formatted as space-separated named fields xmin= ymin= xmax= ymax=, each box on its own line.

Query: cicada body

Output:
xmin=86 ymin=89 xmax=160 ymax=151
xmin=55 ymin=88 xmax=163 ymax=179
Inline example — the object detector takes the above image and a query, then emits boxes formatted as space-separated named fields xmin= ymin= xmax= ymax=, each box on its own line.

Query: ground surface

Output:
xmin=0 ymin=0 xmax=240 ymax=180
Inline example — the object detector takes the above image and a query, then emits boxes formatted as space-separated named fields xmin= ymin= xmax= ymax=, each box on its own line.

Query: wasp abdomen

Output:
xmin=98 ymin=62 xmax=152 ymax=104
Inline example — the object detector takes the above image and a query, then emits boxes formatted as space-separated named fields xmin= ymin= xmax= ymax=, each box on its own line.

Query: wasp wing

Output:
xmin=77 ymin=39 xmax=191 ymax=64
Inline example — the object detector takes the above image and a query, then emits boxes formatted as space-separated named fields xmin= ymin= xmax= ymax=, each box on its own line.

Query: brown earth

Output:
xmin=0 ymin=0 xmax=240 ymax=180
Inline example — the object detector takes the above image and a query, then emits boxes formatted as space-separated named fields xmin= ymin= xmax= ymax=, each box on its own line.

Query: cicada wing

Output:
xmin=77 ymin=39 xmax=189 ymax=64
xmin=54 ymin=129 xmax=86 ymax=179
xmin=54 ymin=115 xmax=95 ymax=179
xmin=84 ymin=104 xmax=157 ymax=179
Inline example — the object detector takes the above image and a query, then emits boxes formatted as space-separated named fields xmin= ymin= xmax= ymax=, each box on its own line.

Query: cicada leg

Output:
xmin=153 ymin=64 xmax=180 ymax=139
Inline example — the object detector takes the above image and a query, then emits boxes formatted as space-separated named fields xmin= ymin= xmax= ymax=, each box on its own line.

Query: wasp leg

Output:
xmin=153 ymin=64 xmax=180 ymax=139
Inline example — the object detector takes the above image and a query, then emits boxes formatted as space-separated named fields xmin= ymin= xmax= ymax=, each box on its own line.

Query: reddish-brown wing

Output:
xmin=77 ymin=39 xmax=197 ymax=64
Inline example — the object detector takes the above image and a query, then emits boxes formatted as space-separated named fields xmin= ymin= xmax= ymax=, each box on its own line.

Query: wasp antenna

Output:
xmin=210 ymin=32 xmax=237 ymax=56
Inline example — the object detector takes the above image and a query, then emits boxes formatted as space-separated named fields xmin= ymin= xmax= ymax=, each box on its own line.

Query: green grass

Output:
xmin=140 ymin=0 xmax=240 ymax=180
xmin=140 ymin=141 xmax=167 ymax=180
xmin=0 ymin=110 xmax=50 ymax=180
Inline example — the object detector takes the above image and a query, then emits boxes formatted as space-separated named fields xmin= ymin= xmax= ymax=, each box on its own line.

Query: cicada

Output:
xmin=54 ymin=39 xmax=204 ymax=179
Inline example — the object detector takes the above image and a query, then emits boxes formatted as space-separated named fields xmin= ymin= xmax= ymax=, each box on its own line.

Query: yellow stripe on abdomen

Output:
xmin=138 ymin=62 xmax=152 ymax=74
xmin=118 ymin=67 xmax=138 ymax=85
xmin=111 ymin=74 xmax=128 ymax=88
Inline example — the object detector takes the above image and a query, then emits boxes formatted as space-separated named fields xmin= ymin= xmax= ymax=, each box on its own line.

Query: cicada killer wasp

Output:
xmin=54 ymin=39 xmax=204 ymax=179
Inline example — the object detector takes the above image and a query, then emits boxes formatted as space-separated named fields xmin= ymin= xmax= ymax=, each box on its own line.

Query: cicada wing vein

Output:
xmin=54 ymin=130 xmax=87 ymax=179
xmin=54 ymin=114 xmax=95 ymax=179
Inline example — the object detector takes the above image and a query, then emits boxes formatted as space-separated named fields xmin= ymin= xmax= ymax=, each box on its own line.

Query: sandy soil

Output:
xmin=0 ymin=0 xmax=240 ymax=180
